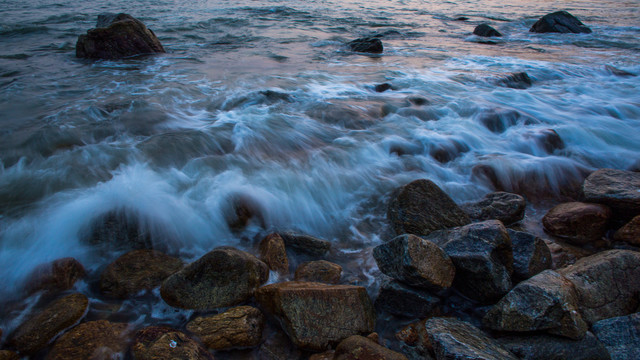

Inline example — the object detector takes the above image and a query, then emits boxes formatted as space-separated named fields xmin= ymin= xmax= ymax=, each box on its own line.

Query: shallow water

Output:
xmin=0 ymin=0 xmax=639 ymax=335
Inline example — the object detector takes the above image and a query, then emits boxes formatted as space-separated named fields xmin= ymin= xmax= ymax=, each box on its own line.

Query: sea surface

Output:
xmin=0 ymin=0 xmax=639 ymax=331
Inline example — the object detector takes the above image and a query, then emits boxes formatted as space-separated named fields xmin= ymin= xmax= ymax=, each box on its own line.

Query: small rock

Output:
xmin=224 ymin=194 xmax=264 ymax=230
xmin=613 ymin=215 xmax=640 ymax=245
xmin=373 ymin=234 xmax=455 ymax=291
xmin=558 ymin=249 xmax=640 ymax=324
xmin=76 ymin=13 xmax=165 ymax=59
xmin=280 ymin=232 xmax=331 ymax=256
xmin=474 ymin=24 xmax=502 ymax=37
xmin=604 ymin=65 xmax=635 ymax=77
xmin=100 ymin=249 xmax=184 ymax=299
xmin=255 ymin=281 xmax=375 ymax=351
xmin=529 ymin=128 xmax=565 ymax=154
xmin=47 ymin=320 xmax=131 ymax=360
xmin=132 ymin=326 xmax=213 ymax=360
xmin=456 ymin=16 xmax=469 ymax=21
xmin=375 ymin=277 xmax=440 ymax=318
xmin=462 ymin=192 xmax=526 ymax=225
xmin=544 ymin=239 xmax=593 ymax=269
xmin=334 ymin=335 xmax=408 ymax=360
xmin=498 ymin=72 xmax=533 ymax=89
xmin=259 ymin=233 xmax=290 ymax=275
xmin=374 ymin=83 xmax=392 ymax=92
xmin=9 ymin=293 xmax=89 ymax=355
xmin=497 ymin=332 xmax=611 ymax=360
xmin=592 ymin=313 xmax=640 ymax=360
xmin=508 ymin=229 xmax=552 ymax=281
xmin=294 ymin=260 xmax=342 ymax=284
xmin=161 ymin=247 xmax=268 ymax=310
xmin=530 ymin=11 xmax=592 ymax=34
xmin=387 ymin=179 xmax=470 ymax=237
xmin=542 ymin=202 xmax=611 ymax=244
xmin=484 ymin=270 xmax=588 ymax=339
xmin=24 ymin=257 xmax=86 ymax=295
xmin=476 ymin=108 xmax=538 ymax=134
xmin=582 ymin=168 xmax=640 ymax=216
xmin=186 ymin=306 xmax=264 ymax=350
xmin=348 ymin=37 xmax=383 ymax=54
xmin=0 ymin=351 xmax=19 ymax=360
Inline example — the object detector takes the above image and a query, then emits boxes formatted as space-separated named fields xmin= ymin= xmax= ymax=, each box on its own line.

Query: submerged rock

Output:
xmin=474 ymin=24 xmax=502 ymax=37
xmin=375 ymin=277 xmax=440 ymax=319
xmin=294 ymin=260 xmax=342 ymax=284
xmin=497 ymin=332 xmax=611 ymax=360
xmin=186 ymin=306 xmax=265 ymax=350
xmin=334 ymin=335 xmax=408 ymax=360
xmin=132 ymin=326 xmax=212 ymax=360
xmin=462 ymin=191 xmax=526 ymax=225
xmin=508 ymin=229 xmax=552 ymax=281
xmin=47 ymin=320 xmax=131 ymax=360
xmin=161 ymin=247 xmax=268 ymax=310
xmin=498 ymin=72 xmax=533 ymax=89
xmin=374 ymin=83 xmax=392 ymax=92
xmin=100 ymin=249 xmax=184 ymax=299
xmin=583 ymin=168 xmax=640 ymax=216
xmin=88 ymin=210 xmax=151 ymax=249
xmin=76 ymin=13 xmax=165 ymax=59
xmin=23 ymin=257 xmax=86 ymax=295
xmin=542 ymin=202 xmax=611 ymax=244
xmin=592 ymin=313 xmax=640 ymax=360
xmin=255 ymin=281 xmax=375 ymax=351
xmin=387 ymin=179 xmax=470 ymax=237
xmin=476 ymin=108 xmax=538 ymax=134
xmin=613 ymin=215 xmax=640 ymax=245
xmin=259 ymin=233 xmax=290 ymax=275
xmin=348 ymin=37 xmax=383 ymax=53
xmin=530 ymin=11 xmax=592 ymax=34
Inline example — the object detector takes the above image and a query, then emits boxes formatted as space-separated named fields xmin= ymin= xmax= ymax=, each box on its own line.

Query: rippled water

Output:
xmin=0 ymin=0 xmax=639 ymax=319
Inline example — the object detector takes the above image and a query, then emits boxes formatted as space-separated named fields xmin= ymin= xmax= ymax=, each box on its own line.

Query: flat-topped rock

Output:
xmin=186 ymin=306 xmax=264 ymax=350
xmin=583 ymin=168 xmax=640 ymax=215
xmin=280 ymin=232 xmax=331 ymax=256
xmin=462 ymin=191 xmax=525 ymax=225
xmin=497 ymin=332 xmax=611 ymax=360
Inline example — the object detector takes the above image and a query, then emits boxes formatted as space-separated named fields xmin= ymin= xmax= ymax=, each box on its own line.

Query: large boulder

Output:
xmin=582 ymin=169 xmax=640 ymax=216
xmin=591 ymin=313 xmax=640 ymax=360
xmin=497 ymin=332 xmax=611 ymax=360
xmin=294 ymin=260 xmax=342 ymax=284
xmin=47 ymin=320 xmax=131 ymax=360
xmin=373 ymin=234 xmax=455 ymax=291
xmin=347 ymin=37 xmax=383 ymax=54
xmin=558 ymin=250 xmax=640 ymax=324
xmin=542 ymin=202 xmax=611 ymax=244
xmin=100 ymin=249 xmax=184 ymax=299
xmin=387 ymin=179 xmax=470 ymax=237
xmin=9 ymin=293 xmax=88 ymax=355
xmin=473 ymin=24 xmax=502 ymax=37
xmin=334 ymin=335 xmax=408 ymax=360
xmin=259 ymin=233 xmax=290 ymax=275
xmin=375 ymin=277 xmax=440 ymax=319
xmin=613 ymin=215 xmax=640 ymax=246
xmin=255 ymin=281 xmax=375 ymax=351
xmin=131 ymin=326 xmax=213 ymax=360
xmin=530 ymin=11 xmax=592 ymax=34
xmin=508 ymin=229 xmax=552 ymax=281
xmin=23 ymin=257 xmax=86 ymax=295
xmin=425 ymin=220 xmax=513 ymax=303
xmin=76 ymin=13 xmax=165 ymax=59
xmin=483 ymin=270 xmax=588 ymax=339
xmin=161 ymin=247 xmax=268 ymax=310
xmin=462 ymin=192 xmax=526 ymax=225
xmin=186 ymin=306 xmax=265 ymax=350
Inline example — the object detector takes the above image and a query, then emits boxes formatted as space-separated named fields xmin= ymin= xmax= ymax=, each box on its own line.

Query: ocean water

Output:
xmin=0 ymin=0 xmax=639 ymax=326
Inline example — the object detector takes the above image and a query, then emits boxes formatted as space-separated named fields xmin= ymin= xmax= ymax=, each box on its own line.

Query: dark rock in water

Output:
xmin=23 ymin=257 xmax=86 ymax=295
xmin=462 ymin=191 xmax=526 ymax=225
xmin=47 ymin=320 xmax=131 ymax=360
xmin=258 ymin=328 xmax=304 ymax=360
xmin=530 ymin=11 xmax=592 ymax=34
xmin=558 ymin=250 xmax=640 ymax=325
xmin=225 ymin=194 xmax=265 ymax=230
xmin=100 ymin=249 xmax=184 ymax=299
xmin=474 ymin=24 xmax=502 ymax=37
xmin=294 ymin=260 xmax=342 ymax=284
xmin=613 ymin=215 xmax=640 ymax=246
xmin=88 ymin=210 xmax=152 ymax=249
xmin=527 ymin=128 xmax=565 ymax=154
xmin=255 ymin=281 xmax=376 ymax=351
xmin=373 ymin=234 xmax=455 ymax=291
xmin=476 ymin=108 xmax=538 ymax=133
xmin=0 ymin=351 xmax=18 ymax=360
xmin=498 ymin=72 xmax=533 ymax=89
xmin=186 ymin=306 xmax=264 ymax=350
xmin=160 ymin=247 xmax=268 ymax=310
xmin=508 ymin=229 xmax=552 ymax=281
xmin=9 ymin=293 xmax=89 ymax=355
xmin=426 ymin=220 xmax=513 ymax=303
xmin=375 ymin=277 xmax=440 ymax=318
xmin=334 ymin=335 xmax=408 ymax=360
xmin=484 ymin=270 xmax=588 ymax=339
xmin=592 ymin=313 xmax=640 ymax=360
xmin=374 ymin=83 xmax=392 ymax=92
xmin=387 ymin=179 xmax=470 ymax=237
xmin=132 ymin=326 xmax=213 ymax=360
xmin=428 ymin=139 xmax=470 ymax=163
xmin=497 ymin=332 xmax=611 ymax=360
xmin=604 ymin=65 xmax=635 ymax=77
xmin=406 ymin=95 xmax=430 ymax=106
xmin=259 ymin=233 xmax=290 ymax=275
xmin=425 ymin=317 xmax=518 ymax=360
xmin=583 ymin=168 xmax=640 ymax=216
xmin=280 ymin=232 xmax=331 ymax=256
xmin=456 ymin=16 xmax=470 ymax=21
xmin=348 ymin=37 xmax=383 ymax=54
xmin=542 ymin=202 xmax=611 ymax=244
xmin=76 ymin=13 xmax=165 ymax=59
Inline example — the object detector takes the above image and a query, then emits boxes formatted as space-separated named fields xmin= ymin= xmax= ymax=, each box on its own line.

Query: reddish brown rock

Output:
xmin=613 ymin=215 xmax=640 ymax=245
xmin=255 ymin=281 xmax=375 ymax=351
xmin=186 ymin=306 xmax=264 ymax=350
xmin=542 ymin=202 xmax=611 ymax=244
xmin=47 ymin=320 xmax=131 ymax=360
xmin=259 ymin=233 xmax=289 ymax=275
xmin=334 ymin=335 xmax=408 ymax=360
xmin=100 ymin=249 xmax=184 ymax=299
xmin=309 ymin=351 xmax=335 ymax=360
xmin=9 ymin=293 xmax=89 ymax=355
xmin=0 ymin=351 xmax=19 ymax=360
xmin=132 ymin=326 xmax=213 ymax=360
xmin=294 ymin=260 xmax=342 ymax=284
xmin=24 ymin=257 xmax=86 ymax=295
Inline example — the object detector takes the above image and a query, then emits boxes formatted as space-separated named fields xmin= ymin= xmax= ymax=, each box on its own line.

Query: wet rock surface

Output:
xmin=334 ymin=335 xmax=408 ymax=360
xmin=462 ymin=192 xmax=526 ymax=225
xmin=508 ymin=229 xmax=552 ymax=281
xmin=186 ymin=306 xmax=265 ymax=350
xmin=582 ymin=168 xmax=640 ymax=216
xmin=591 ymin=313 xmax=640 ymax=360
xmin=530 ymin=11 xmax=592 ymax=34
xmin=348 ymin=37 xmax=383 ymax=53
xmin=375 ymin=277 xmax=440 ymax=318
xmin=47 ymin=320 xmax=130 ymax=360
xmin=542 ymin=202 xmax=611 ymax=244
xmin=294 ymin=260 xmax=342 ymax=284
xmin=498 ymin=72 xmax=533 ymax=89
xmin=76 ymin=13 xmax=165 ymax=59
xmin=613 ymin=215 xmax=640 ymax=245
xmin=88 ymin=210 xmax=152 ymax=249
xmin=132 ymin=326 xmax=213 ymax=360
xmin=255 ymin=281 xmax=375 ymax=351
xmin=474 ymin=24 xmax=502 ymax=37
xmin=23 ymin=257 xmax=86 ymax=295
xmin=497 ymin=332 xmax=611 ymax=360
xmin=161 ymin=247 xmax=268 ymax=310
xmin=259 ymin=233 xmax=290 ymax=275
xmin=280 ymin=232 xmax=331 ymax=256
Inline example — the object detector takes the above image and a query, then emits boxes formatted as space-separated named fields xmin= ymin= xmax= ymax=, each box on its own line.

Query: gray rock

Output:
xmin=375 ymin=277 xmax=440 ymax=318
xmin=497 ymin=332 xmax=611 ymax=360
xmin=583 ymin=169 xmax=640 ymax=216
xmin=592 ymin=313 xmax=640 ymax=360
xmin=530 ymin=11 xmax=592 ymax=34
xmin=462 ymin=192 xmax=526 ymax=225
xmin=508 ymin=229 xmax=552 ymax=281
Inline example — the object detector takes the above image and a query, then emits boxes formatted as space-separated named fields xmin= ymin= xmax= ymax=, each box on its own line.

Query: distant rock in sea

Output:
xmin=530 ymin=11 xmax=592 ymax=34
xmin=473 ymin=24 xmax=502 ymax=37
xmin=347 ymin=37 xmax=383 ymax=54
